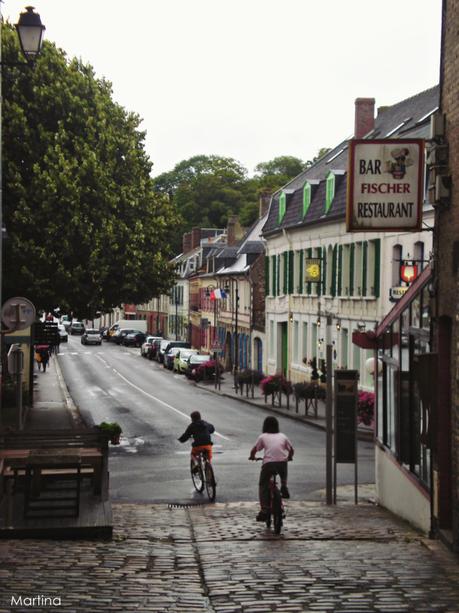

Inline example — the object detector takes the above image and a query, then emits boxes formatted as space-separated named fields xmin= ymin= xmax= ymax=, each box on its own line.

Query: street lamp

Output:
xmin=205 ymin=285 xmax=221 ymax=389
xmin=0 ymin=6 xmax=45 ymax=403
xmin=15 ymin=6 xmax=46 ymax=63
xmin=224 ymin=280 xmax=239 ymax=379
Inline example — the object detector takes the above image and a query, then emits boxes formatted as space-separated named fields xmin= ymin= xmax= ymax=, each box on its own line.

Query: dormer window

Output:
xmin=325 ymin=172 xmax=335 ymax=213
xmin=303 ymin=182 xmax=311 ymax=217
xmin=278 ymin=192 xmax=286 ymax=224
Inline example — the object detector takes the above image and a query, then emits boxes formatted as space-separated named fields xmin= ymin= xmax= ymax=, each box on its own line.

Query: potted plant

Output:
xmin=98 ymin=421 xmax=122 ymax=445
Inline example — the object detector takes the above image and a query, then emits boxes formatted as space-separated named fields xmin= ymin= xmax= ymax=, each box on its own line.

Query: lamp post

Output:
xmin=224 ymin=280 xmax=239 ymax=385
xmin=205 ymin=285 xmax=220 ymax=389
xmin=0 ymin=6 xmax=45 ymax=399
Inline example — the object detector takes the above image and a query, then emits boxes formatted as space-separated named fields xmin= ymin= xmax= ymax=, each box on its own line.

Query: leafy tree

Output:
xmin=154 ymin=155 xmax=257 ymax=248
xmin=2 ymin=25 xmax=178 ymax=317
xmin=254 ymin=155 xmax=305 ymax=187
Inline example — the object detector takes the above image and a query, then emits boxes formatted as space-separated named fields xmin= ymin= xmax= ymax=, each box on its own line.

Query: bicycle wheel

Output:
xmin=190 ymin=457 xmax=204 ymax=492
xmin=272 ymin=489 xmax=283 ymax=535
xmin=204 ymin=461 xmax=216 ymax=502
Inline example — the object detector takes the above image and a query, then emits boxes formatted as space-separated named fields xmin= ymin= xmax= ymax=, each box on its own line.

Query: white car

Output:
xmin=57 ymin=324 xmax=68 ymax=343
xmin=81 ymin=329 xmax=102 ymax=345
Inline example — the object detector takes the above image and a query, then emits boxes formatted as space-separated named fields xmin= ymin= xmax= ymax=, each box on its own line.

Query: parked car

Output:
xmin=163 ymin=346 xmax=183 ymax=370
xmin=81 ymin=329 xmax=102 ymax=345
xmin=141 ymin=336 xmax=163 ymax=358
xmin=173 ymin=349 xmax=198 ymax=373
xmin=57 ymin=324 xmax=68 ymax=343
xmin=69 ymin=321 xmax=85 ymax=335
xmin=112 ymin=328 xmax=137 ymax=345
xmin=158 ymin=340 xmax=191 ymax=363
xmin=149 ymin=338 xmax=163 ymax=360
xmin=99 ymin=326 xmax=109 ymax=340
xmin=123 ymin=331 xmax=147 ymax=347
xmin=185 ymin=354 xmax=213 ymax=379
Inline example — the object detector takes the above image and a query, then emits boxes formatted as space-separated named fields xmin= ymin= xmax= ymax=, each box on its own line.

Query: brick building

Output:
xmin=432 ymin=0 xmax=459 ymax=550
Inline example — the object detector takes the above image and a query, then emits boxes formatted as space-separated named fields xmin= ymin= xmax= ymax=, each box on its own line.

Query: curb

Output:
xmin=196 ymin=382 xmax=374 ymax=442
xmin=54 ymin=355 xmax=86 ymax=429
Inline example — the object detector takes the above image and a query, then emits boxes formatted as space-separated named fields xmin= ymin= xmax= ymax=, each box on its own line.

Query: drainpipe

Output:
xmin=282 ymin=228 xmax=293 ymax=379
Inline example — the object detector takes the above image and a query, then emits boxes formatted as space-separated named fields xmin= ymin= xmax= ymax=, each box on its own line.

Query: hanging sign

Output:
xmin=304 ymin=258 xmax=322 ymax=283
xmin=389 ymin=286 xmax=409 ymax=302
xmin=347 ymin=139 xmax=424 ymax=232
xmin=400 ymin=263 xmax=418 ymax=283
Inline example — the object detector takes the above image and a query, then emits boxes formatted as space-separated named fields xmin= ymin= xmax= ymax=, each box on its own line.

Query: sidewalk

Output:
xmin=195 ymin=375 xmax=374 ymax=440
xmin=1 ymin=501 xmax=459 ymax=612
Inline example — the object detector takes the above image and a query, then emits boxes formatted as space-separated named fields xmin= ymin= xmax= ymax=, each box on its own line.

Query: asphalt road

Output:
xmin=58 ymin=335 xmax=375 ymax=505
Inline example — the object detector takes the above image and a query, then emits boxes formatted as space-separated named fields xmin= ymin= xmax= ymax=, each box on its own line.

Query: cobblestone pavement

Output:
xmin=1 ymin=502 xmax=458 ymax=612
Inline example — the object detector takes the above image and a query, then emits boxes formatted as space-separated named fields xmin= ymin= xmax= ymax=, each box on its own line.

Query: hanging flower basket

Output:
xmin=357 ymin=391 xmax=375 ymax=426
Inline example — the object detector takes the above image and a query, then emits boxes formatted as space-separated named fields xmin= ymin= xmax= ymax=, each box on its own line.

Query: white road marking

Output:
xmin=113 ymin=368 xmax=230 ymax=441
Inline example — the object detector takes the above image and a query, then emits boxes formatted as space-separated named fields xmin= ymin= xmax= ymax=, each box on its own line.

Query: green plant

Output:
xmin=98 ymin=421 xmax=122 ymax=441
xmin=237 ymin=369 xmax=265 ymax=385
xmin=260 ymin=374 xmax=292 ymax=396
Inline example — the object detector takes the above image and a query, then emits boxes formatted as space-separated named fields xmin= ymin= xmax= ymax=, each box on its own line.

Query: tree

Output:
xmin=2 ymin=26 xmax=178 ymax=317
xmin=254 ymin=156 xmax=305 ymax=186
xmin=154 ymin=155 xmax=257 ymax=248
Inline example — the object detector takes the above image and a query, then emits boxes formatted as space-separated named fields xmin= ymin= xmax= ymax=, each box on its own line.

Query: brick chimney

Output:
xmin=191 ymin=227 xmax=201 ymax=249
xmin=259 ymin=191 xmax=271 ymax=218
xmin=182 ymin=232 xmax=192 ymax=253
xmin=354 ymin=98 xmax=375 ymax=138
xmin=227 ymin=216 xmax=244 ymax=246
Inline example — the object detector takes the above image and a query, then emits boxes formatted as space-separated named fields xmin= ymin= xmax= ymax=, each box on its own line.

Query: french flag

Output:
xmin=210 ymin=288 xmax=227 ymax=300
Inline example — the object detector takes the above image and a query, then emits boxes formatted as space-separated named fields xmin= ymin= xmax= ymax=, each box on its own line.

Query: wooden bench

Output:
xmin=0 ymin=428 xmax=109 ymax=499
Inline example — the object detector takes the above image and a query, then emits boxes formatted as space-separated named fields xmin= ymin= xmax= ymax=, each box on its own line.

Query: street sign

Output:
xmin=32 ymin=322 xmax=59 ymax=345
xmin=304 ymin=258 xmax=322 ymax=283
xmin=1 ymin=297 xmax=36 ymax=331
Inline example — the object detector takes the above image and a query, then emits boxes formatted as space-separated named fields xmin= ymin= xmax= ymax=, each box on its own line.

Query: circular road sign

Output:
xmin=2 ymin=297 xmax=36 ymax=331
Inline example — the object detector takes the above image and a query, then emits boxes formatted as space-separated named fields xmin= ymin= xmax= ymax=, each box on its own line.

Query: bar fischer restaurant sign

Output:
xmin=347 ymin=139 xmax=424 ymax=231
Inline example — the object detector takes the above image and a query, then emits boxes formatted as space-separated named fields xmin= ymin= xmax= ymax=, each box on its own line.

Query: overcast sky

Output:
xmin=3 ymin=0 xmax=442 ymax=177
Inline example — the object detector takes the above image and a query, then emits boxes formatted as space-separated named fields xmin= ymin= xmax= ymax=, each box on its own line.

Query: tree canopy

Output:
xmin=3 ymin=26 xmax=178 ymax=317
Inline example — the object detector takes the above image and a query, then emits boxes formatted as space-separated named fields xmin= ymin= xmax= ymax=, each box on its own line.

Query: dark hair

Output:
xmin=263 ymin=416 xmax=279 ymax=433
xmin=190 ymin=411 xmax=201 ymax=422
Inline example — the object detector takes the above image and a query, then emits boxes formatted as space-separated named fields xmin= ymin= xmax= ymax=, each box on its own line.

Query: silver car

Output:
xmin=81 ymin=329 xmax=102 ymax=345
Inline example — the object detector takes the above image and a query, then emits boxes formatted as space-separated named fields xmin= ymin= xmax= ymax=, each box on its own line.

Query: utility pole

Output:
xmin=326 ymin=314 xmax=334 ymax=505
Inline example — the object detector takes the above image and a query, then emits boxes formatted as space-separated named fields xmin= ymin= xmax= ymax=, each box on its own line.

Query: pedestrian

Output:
xmin=35 ymin=348 xmax=42 ymax=371
xmin=249 ymin=416 xmax=294 ymax=522
xmin=39 ymin=346 xmax=50 ymax=373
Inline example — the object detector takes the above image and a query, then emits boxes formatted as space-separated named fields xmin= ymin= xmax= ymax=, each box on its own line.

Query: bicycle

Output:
xmin=254 ymin=457 xmax=285 ymax=535
xmin=190 ymin=449 xmax=216 ymax=502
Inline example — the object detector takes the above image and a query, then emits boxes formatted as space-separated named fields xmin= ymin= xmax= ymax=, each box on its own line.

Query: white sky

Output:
xmin=3 ymin=0 xmax=442 ymax=177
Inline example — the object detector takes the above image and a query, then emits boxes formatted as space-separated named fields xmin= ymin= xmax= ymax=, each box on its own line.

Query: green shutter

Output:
xmin=298 ymin=250 xmax=304 ymax=294
xmin=288 ymin=251 xmax=294 ymax=294
xmin=303 ymin=183 xmax=311 ymax=217
xmin=282 ymin=252 xmax=288 ymax=294
xmin=325 ymin=173 xmax=335 ymax=213
xmin=321 ymin=247 xmax=327 ymax=296
xmin=362 ymin=241 xmax=368 ymax=296
xmin=374 ymin=239 xmax=381 ymax=298
xmin=265 ymin=256 xmax=270 ymax=296
xmin=276 ymin=255 xmax=280 ymax=296
xmin=350 ymin=244 xmax=355 ymax=296
xmin=271 ymin=255 xmax=276 ymax=296
xmin=278 ymin=192 xmax=286 ymax=224
xmin=337 ymin=245 xmax=343 ymax=296
xmin=307 ymin=248 xmax=312 ymax=295
xmin=331 ymin=245 xmax=337 ymax=297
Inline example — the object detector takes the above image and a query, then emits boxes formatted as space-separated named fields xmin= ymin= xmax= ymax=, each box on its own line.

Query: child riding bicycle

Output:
xmin=249 ymin=416 xmax=294 ymax=522
xmin=178 ymin=411 xmax=215 ymax=469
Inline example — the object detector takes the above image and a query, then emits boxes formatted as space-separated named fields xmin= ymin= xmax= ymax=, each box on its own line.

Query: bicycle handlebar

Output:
xmin=249 ymin=456 xmax=293 ymax=462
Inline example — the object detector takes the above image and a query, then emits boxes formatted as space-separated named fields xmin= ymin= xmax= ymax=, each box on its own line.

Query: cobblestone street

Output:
xmin=1 ymin=501 xmax=458 ymax=612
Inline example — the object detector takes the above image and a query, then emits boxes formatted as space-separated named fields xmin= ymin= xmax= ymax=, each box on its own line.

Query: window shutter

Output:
xmin=307 ymin=248 xmax=312 ymax=295
xmin=265 ymin=256 xmax=270 ymax=296
xmin=288 ymin=250 xmax=294 ymax=294
xmin=350 ymin=244 xmax=355 ymax=296
xmin=374 ymin=239 xmax=381 ymax=298
xmin=271 ymin=255 xmax=276 ymax=296
xmin=362 ymin=241 xmax=368 ymax=296
xmin=298 ymin=250 xmax=304 ymax=294
xmin=321 ymin=247 xmax=327 ymax=296
xmin=276 ymin=255 xmax=280 ymax=296
xmin=337 ymin=245 xmax=343 ymax=296
xmin=282 ymin=253 xmax=288 ymax=294
xmin=331 ymin=245 xmax=337 ymax=297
